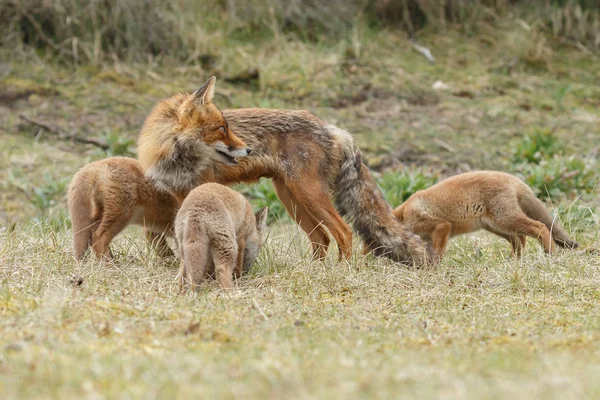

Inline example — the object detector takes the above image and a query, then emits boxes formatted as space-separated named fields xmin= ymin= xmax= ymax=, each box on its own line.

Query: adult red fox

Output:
xmin=137 ymin=78 xmax=433 ymax=266
xmin=393 ymin=171 xmax=579 ymax=259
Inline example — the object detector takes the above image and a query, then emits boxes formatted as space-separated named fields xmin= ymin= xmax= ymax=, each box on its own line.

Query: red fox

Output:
xmin=137 ymin=79 xmax=433 ymax=266
xmin=138 ymin=76 xmax=251 ymax=204
xmin=175 ymin=183 xmax=268 ymax=290
xmin=392 ymin=171 xmax=579 ymax=259
xmin=67 ymin=157 xmax=178 ymax=260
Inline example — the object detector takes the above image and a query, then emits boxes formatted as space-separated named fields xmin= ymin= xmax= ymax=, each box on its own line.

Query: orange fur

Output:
xmin=67 ymin=157 xmax=178 ymax=260
xmin=137 ymin=77 xmax=251 ymax=202
xmin=393 ymin=171 xmax=579 ymax=260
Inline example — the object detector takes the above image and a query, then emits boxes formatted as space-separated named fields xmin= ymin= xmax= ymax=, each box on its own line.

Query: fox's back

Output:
xmin=407 ymin=171 xmax=527 ymax=220
xmin=70 ymin=157 xmax=176 ymax=221
xmin=177 ymin=183 xmax=252 ymax=236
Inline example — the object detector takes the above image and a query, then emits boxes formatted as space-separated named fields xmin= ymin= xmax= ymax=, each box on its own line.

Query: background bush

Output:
xmin=2 ymin=0 xmax=598 ymax=65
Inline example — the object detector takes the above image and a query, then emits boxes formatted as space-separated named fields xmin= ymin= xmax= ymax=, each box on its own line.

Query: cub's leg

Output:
xmin=494 ymin=214 xmax=555 ymax=254
xmin=92 ymin=210 xmax=132 ymax=260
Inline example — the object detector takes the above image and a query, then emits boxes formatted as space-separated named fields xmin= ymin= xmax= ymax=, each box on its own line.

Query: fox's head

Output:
xmin=138 ymin=76 xmax=251 ymax=196
xmin=242 ymin=207 xmax=269 ymax=274
xmin=177 ymin=76 xmax=251 ymax=166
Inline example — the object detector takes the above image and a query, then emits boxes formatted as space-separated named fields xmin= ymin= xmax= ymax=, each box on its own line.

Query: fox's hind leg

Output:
xmin=273 ymin=179 xmax=331 ymax=260
xmin=288 ymin=181 xmax=353 ymax=261
xmin=181 ymin=239 xmax=209 ymax=290
xmin=212 ymin=243 xmax=236 ymax=290
xmin=92 ymin=211 xmax=132 ymax=260
xmin=507 ymin=235 xmax=527 ymax=257
xmin=495 ymin=214 xmax=555 ymax=254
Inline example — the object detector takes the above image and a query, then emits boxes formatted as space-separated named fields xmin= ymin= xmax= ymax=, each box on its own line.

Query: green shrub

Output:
xmin=511 ymin=127 xmax=562 ymax=165
xmin=518 ymin=155 xmax=597 ymax=201
xmin=100 ymin=130 xmax=135 ymax=157
xmin=555 ymin=203 xmax=598 ymax=231
xmin=375 ymin=168 xmax=439 ymax=208
xmin=8 ymin=169 xmax=69 ymax=217
xmin=237 ymin=178 xmax=290 ymax=224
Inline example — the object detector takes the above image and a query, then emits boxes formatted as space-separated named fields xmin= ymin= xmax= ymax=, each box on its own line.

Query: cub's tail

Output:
xmin=517 ymin=190 xmax=579 ymax=249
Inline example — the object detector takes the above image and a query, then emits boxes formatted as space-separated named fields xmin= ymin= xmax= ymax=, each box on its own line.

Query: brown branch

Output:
xmin=19 ymin=114 xmax=109 ymax=150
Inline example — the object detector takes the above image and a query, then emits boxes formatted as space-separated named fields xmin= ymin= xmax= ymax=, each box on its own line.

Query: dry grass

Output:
xmin=1 ymin=221 xmax=600 ymax=398
xmin=2 ymin=0 xmax=598 ymax=65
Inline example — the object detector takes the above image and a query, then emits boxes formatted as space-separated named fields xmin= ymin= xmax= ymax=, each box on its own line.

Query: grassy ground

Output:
xmin=1 ymin=16 xmax=600 ymax=399
xmin=1 ymin=226 xmax=600 ymax=399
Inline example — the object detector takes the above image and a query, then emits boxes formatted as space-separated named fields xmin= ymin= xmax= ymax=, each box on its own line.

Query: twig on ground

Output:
xmin=410 ymin=39 xmax=436 ymax=64
xmin=252 ymin=298 xmax=269 ymax=321
xmin=19 ymin=114 xmax=109 ymax=150
xmin=434 ymin=138 xmax=456 ymax=153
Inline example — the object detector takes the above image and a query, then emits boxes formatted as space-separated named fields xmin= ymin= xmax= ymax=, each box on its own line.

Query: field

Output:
xmin=1 ymin=2 xmax=600 ymax=398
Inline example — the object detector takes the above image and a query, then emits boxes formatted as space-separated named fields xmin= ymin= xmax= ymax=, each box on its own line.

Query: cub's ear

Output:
xmin=192 ymin=76 xmax=216 ymax=106
xmin=392 ymin=205 xmax=405 ymax=222
xmin=255 ymin=207 xmax=269 ymax=229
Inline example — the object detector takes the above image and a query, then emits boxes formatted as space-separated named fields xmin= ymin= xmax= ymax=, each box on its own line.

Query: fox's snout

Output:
xmin=218 ymin=143 xmax=251 ymax=156
xmin=214 ymin=142 xmax=252 ymax=165
xmin=235 ymin=147 xmax=252 ymax=156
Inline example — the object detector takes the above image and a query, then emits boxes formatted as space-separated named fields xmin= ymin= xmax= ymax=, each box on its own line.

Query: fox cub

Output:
xmin=393 ymin=171 xmax=578 ymax=259
xmin=67 ymin=157 xmax=179 ymax=260
xmin=175 ymin=183 xmax=268 ymax=290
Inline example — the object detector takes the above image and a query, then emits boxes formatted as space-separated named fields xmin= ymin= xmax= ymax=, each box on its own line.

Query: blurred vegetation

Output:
xmin=376 ymin=168 xmax=439 ymax=207
xmin=8 ymin=168 xmax=68 ymax=219
xmin=99 ymin=129 xmax=135 ymax=157
xmin=509 ymin=127 xmax=598 ymax=202
xmin=1 ymin=0 xmax=598 ymax=65
xmin=511 ymin=127 xmax=562 ymax=165
xmin=518 ymin=155 xmax=598 ymax=201
xmin=1 ymin=0 xmax=598 ymax=224
xmin=237 ymin=179 xmax=290 ymax=224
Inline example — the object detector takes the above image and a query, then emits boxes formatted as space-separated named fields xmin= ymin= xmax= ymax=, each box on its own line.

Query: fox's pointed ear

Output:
xmin=192 ymin=76 xmax=216 ymax=106
xmin=393 ymin=205 xmax=405 ymax=222
xmin=255 ymin=207 xmax=268 ymax=230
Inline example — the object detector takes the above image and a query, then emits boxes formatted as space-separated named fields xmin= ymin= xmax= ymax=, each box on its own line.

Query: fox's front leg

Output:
xmin=430 ymin=222 xmax=452 ymax=259
xmin=234 ymin=238 xmax=246 ymax=280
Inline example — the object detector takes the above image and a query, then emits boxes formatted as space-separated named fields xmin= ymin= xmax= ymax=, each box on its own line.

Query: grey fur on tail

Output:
xmin=518 ymin=192 xmax=579 ymax=249
xmin=329 ymin=126 xmax=433 ymax=266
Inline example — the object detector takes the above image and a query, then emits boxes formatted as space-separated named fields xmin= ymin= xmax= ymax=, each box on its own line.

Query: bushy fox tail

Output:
xmin=67 ymin=175 xmax=99 ymax=260
xmin=517 ymin=190 xmax=579 ymax=249
xmin=328 ymin=125 xmax=434 ymax=266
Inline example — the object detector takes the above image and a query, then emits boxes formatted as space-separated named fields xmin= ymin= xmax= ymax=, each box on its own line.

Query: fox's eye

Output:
xmin=219 ymin=126 xmax=226 ymax=136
